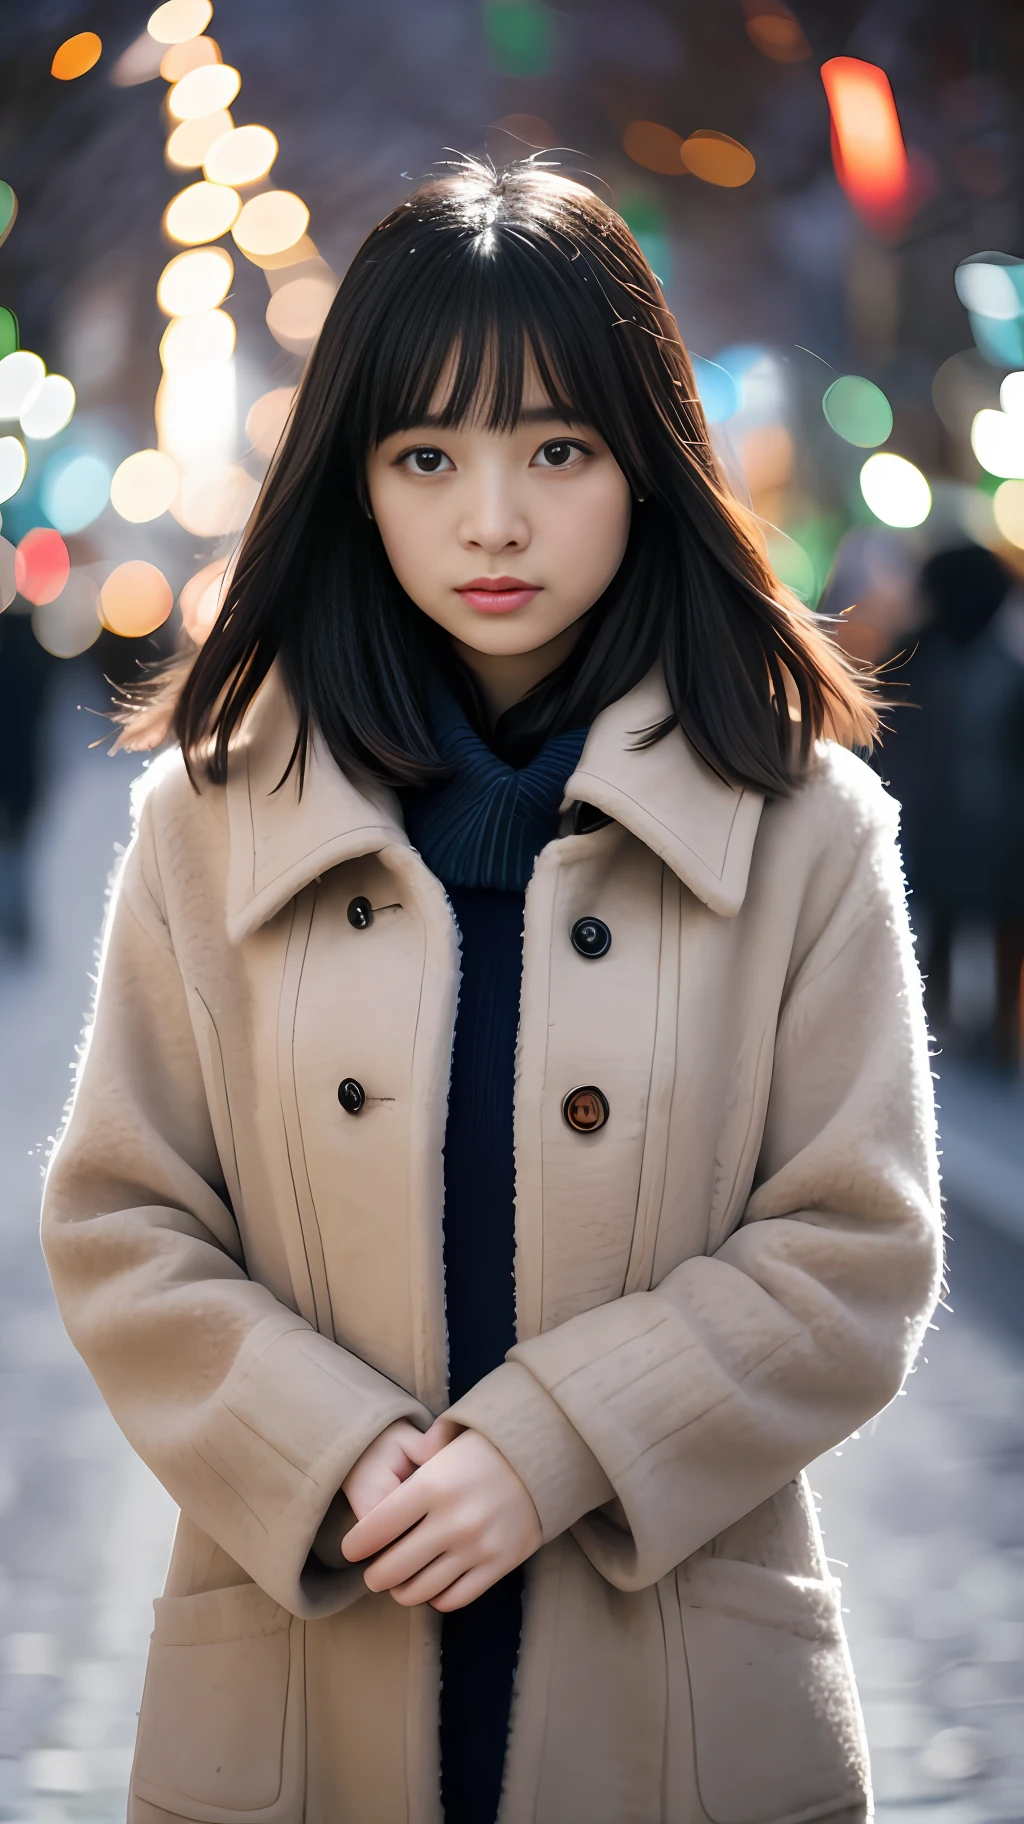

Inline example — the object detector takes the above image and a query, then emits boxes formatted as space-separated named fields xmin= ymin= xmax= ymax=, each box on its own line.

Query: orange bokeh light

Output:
xmin=51 ymin=32 xmax=102 ymax=80
xmin=821 ymin=57 xmax=910 ymax=232
xmin=623 ymin=121 xmax=686 ymax=177
xmin=15 ymin=528 xmax=70 ymax=605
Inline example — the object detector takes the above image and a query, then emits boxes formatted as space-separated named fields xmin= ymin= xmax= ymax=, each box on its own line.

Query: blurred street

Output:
xmin=0 ymin=683 xmax=1019 ymax=1823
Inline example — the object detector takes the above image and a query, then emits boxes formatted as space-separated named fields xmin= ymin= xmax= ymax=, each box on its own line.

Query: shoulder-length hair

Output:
xmin=128 ymin=157 xmax=877 ymax=795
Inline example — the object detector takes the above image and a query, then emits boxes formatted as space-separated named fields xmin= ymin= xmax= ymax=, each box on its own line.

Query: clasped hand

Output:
xmin=340 ymin=1417 xmax=542 ymax=1612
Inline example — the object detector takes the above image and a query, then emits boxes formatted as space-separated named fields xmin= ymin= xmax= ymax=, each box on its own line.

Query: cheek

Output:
xmin=560 ymin=474 xmax=632 ymax=585
xmin=371 ymin=483 xmax=439 ymax=590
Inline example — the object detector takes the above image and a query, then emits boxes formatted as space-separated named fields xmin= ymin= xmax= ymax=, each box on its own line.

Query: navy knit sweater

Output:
xmin=400 ymin=685 xmax=587 ymax=1824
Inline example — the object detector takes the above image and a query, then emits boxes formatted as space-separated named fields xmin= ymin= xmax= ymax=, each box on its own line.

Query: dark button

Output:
xmin=562 ymin=1086 xmax=609 ymax=1133
xmin=337 ymin=1078 xmax=366 ymax=1115
xmin=347 ymin=896 xmax=374 ymax=929
xmin=571 ymin=916 xmax=611 ymax=959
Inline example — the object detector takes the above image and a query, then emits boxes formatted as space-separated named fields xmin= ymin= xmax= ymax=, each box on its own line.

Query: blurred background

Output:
xmin=0 ymin=1 xmax=1023 ymax=1818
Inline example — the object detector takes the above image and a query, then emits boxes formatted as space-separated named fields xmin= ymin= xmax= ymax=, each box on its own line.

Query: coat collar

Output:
xmin=225 ymin=667 xmax=763 ymax=943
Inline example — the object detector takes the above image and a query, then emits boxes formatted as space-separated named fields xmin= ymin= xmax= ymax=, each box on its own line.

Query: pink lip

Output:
xmin=455 ymin=576 xmax=541 ymax=614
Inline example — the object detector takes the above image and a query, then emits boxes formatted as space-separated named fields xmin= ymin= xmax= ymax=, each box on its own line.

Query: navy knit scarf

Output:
xmin=400 ymin=681 xmax=588 ymax=892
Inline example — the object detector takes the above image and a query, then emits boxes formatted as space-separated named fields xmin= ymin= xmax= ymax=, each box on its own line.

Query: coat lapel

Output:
xmin=564 ymin=670 xmax=764 ymax=918
xmin=224 ymin=667 xmax=764 ymax=942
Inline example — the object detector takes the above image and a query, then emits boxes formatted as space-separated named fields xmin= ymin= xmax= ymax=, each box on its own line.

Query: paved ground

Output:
xmin=0 ymin=661 xmax=1021 ymax=1821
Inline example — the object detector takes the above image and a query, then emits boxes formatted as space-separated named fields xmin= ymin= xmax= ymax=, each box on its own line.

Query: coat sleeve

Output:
xmin=40 ymin=803 xmax=432 ymax=1618
xmin=446 ymin=797 xmax=943 ymax=1590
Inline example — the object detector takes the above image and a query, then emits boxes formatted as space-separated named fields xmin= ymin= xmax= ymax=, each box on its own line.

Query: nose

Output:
xmin=458 ymin=464 xmax=529 ymax=556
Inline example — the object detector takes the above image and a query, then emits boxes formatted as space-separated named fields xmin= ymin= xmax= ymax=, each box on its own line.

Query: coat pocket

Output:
xmin=133 ymin=1582 xmax=304 ymax=1822
xmin=673 ymin=1556 xmax=868 ymax=1824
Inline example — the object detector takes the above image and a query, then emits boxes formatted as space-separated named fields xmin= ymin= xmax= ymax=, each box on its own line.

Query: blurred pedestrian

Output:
xmin=882 ymin=543 xmax=1024 ymax=1067
xmin=42 ymin=163 xmax=940 ymax=1824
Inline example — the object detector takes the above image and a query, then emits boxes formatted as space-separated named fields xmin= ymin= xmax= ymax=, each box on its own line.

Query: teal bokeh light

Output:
xmin=40 ymin=447 xmax=111 ymax=534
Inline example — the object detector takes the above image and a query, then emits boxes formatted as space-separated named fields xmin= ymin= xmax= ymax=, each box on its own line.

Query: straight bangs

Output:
xmin=122 ymin=157 xmax=879 ymax=798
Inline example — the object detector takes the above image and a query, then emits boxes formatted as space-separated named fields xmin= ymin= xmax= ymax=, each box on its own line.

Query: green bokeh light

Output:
xmin=822 ymin=375 xmax=893 ymax=449
xmin=483 ymin=1 xmax=553 ymax=76
xmin=0 ymin=307 xmax=18 ymax=362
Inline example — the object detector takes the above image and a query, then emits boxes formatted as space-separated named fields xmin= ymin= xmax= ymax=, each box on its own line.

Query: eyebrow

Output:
xmin=411 ymin=405 xmax=580 ymax=429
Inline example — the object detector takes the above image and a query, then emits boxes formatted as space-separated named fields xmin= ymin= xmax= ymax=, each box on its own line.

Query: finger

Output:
xmin=361 ymin=1519 xmax=450 ymax=1593
xmin=429 ymin=1564 xmax=500 ymax=1612
xmin=388 ymin=1552 xmax=466 ymax=1608
xmin=342 ymin=1472 xmax=433 ymax=1562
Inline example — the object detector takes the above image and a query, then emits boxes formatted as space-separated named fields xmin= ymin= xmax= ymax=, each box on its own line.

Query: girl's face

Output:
xmin=366 ymin=357 xmax=633 ymax=668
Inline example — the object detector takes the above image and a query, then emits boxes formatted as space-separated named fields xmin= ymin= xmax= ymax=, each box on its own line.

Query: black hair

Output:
xmin=123 ymin=157 xmax=878 ymax=793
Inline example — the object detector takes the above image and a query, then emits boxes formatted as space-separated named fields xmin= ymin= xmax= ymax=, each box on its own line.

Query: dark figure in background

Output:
xmin=882 ymin=544 xmax=1024 ymax=1067
xmin=0 ymin=609 xmax=53 ymax=951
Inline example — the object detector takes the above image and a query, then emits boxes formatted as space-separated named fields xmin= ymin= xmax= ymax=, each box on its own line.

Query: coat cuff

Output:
xmin=446 ymin=1360 xmax=614 ymax=1541
xmin=191 ymin=1315 xmax=432 ymax=1616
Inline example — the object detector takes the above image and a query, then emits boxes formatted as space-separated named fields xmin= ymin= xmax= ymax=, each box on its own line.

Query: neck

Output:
xmin=450 ymin=618 xmax=584 ymax=723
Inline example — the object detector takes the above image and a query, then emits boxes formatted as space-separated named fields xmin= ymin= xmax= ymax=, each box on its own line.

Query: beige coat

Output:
xmin=42 ymin=668 xmax=942 ymax=1824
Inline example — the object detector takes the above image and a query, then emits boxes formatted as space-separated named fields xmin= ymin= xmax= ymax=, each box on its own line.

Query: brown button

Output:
xmin=562 ymin=1086 xmax=609 ymax=1133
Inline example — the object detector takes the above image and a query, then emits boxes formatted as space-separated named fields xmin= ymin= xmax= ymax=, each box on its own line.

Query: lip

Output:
xmin=455 ymin=576 xmax=541 ymax=614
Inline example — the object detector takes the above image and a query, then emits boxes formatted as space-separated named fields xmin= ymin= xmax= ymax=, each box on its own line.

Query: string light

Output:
xmin=157 ymin=245 xmax=233 ymax=315
xmin=203 ymin=125 xmax=278 ymax=187
xmin=163 ymin=180 xmax=240 ymax=244
xmin=110 ymin=449 xmax=179 ymax=522
xmin=167 ymin=63 xmax=240 ymax=120
xmin=245 ymin=387 xmax=295 ymax=456
xmin=159 ymin=307 xmax=236 ymax=369
xmin=166 ymin=110 xmax=234 ymax=169
xmin=147 ymin=0 xmax=214 ymax=43
xmin=232 ymin=191 xmax=309 ymax=258
xmin=159 ymin=37 xmax=220 ymax=82
xmin=100 ymin=560 xmax=174 ymax=636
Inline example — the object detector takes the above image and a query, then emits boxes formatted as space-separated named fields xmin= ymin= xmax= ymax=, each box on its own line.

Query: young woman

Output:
xmin=42 ymin=159 xmax=942 ymax=1824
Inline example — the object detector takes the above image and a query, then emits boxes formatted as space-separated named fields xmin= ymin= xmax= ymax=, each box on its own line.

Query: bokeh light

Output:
xmin=159 ymin=36 xmax=220 ymax=82
xmin=171 ymin=460 xmax=258 ymax=536
xmin=232 ymin=191 xmax=309 ymax=258
xmin=167 ymin=64 xmax=241 ymax=121
xmin=745 ymin=8 xmax=810 ymax=61
xmin=51 ymin=33 xmax=102 ymax=80
xmin=0 ymin=535 xmax=16 ymax=609
xmin=766 ymin=530 xmax=816 ymax=600
xmin=0 ymin=352 xmax=45 ymax=419
xmin=110 ymin=32 xmax=165 ymax=85
xmin=157 ymin=245 xmax=233 ymax=315
xmin=20 ymin=375 xmax=76 ymax=440
xmin=156 ymin=364 xmax=236 ymax=463
xmin=265 ymin=277 xmax=336 ymax=351
xmin=738 ymin=423 xmax=794 ymax=495
xmin=166 ymin=110 xmax=234 ymax=170
xmin=681 ymin=131 xmax=755 ymax=187
xmin=180 ymin=558 xmax=228 ymax=642
xmin=971 ymin=408 xmax=1024 ymax=479
xmin=822 ymin=375 xmax=893 ymax=448
xmin=623 ymin=122 xmax=686 ymax=176
xmin=0 ymin=308 xmax=17 ymax=361
xmin=203 ymin=124 xmax=278 ymax=187
xmin=821 ymin=57 xmax=910 ymax=230
xmin=692 ymin=355 xmax=739 ymax=423
xmin=0 ymin=182 xmax=18 ymax=252
xmin=110 ymin=450 xmax=179 ymax=522
xmin=999 ymin=371 xmax=1024 ymax=416
xmin=246 ymin=387 xmax=296 ymax=456
xmin=147 ymin=0 xmax=213 ymax=43
xmin=0 ymin=437 xmax=27 ymax=504
xmin=483 ymin=0 xmax=553 ymax=77
xmin=859 ymin=452 xmax=932 ymax=526
xmin=164 ymin=180 xmax=240 ymax=245
xmin=31 ymin=571 xmax=102 ymax=658
xmin=15 ymin=528 xmax=70 ymax=605
xmin=40 ymin=449 xmax=111 ymax=533
xmin=159 ymin=308 xmax=236 ymax=369
xmin=955 ymin=259 xmax=1024 ymax=321
xmin=492 ymin=114 xmax=558 ymax=148
xmin=100 ymin=560 xmax=174 ymax=637
xmin=992 ymin=480 xmax=1024 ymax=548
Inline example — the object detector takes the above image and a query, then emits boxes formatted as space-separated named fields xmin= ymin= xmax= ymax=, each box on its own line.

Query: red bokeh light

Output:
xmin=821 ymin=57 xmax=910 ymax=234
xmin=15 ymin=527 xmax=71 ymax=605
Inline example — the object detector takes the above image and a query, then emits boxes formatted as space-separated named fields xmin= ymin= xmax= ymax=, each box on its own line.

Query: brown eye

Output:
xmin=404 ymin=447 xmax=451 ymax=474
